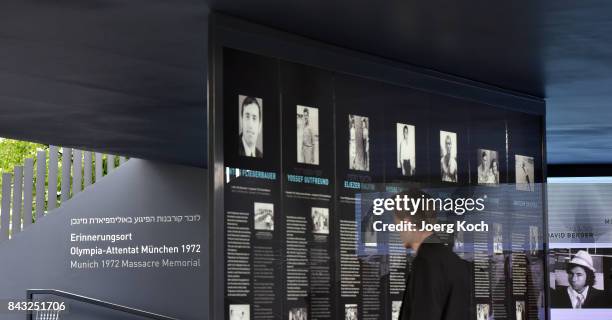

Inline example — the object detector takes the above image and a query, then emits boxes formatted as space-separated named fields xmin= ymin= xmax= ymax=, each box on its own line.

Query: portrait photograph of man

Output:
xmin=515 ymin=155 xmax=534 ymax=192
xmin=550 ymin=250 xmax=607 ymax=308
xmin=396 ymin=123 xmax=416 ymax=176
xmin=477 ymin=149 xmax=499 ymax=185
xmin=440 ymin=131 xmax=457 ymax=182
xmin=297 ymin=105 xmax=319 ymax=165
xmin=238 ymin=95 xmax=263 ymax=158
xmin=348 ymin=115 xmax=370 ymax=171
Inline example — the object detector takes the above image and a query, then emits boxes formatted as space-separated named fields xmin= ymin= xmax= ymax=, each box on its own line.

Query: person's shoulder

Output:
xmin=589 ymin=287 xmax=605 ymax=298
xmin=551 ymin=286 xmax=568 ymax=295
xmin=584 ymin=287 xmax=608 ymax=308
xmin=550 ymin=286 xmax=570 ymax=304
xmin=418 ymin=243 xmax=458 ymax=264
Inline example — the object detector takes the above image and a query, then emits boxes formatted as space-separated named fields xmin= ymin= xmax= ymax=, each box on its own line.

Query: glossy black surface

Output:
xmin=1 ymin=1 xmax=610 ymax=166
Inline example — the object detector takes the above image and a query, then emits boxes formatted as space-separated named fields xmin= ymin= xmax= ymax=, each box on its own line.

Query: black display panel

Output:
xmin=280 ymin=61 xmax=336 ymax=320
xmin=211 ymin=19 xmax=547 ymax=319
xmin=223 ymin=49 xmax=283 ymax=319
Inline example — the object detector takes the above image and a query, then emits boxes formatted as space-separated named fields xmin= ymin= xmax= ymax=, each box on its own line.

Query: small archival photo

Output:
xmin=493 ymin=223 xmax=503 ymax=254
xmin=440 ymin=130 xmax=458 ymax=183
xmin=477 ymin=149 xmax=499 ymax=185
xmin=348 ymin=114 xmax=370 ymax=171
xmin=229 ymin=304 xmax=250 ymax=320
xmin=311 ymin=207 xmax=329 ymax=235
xmin=529 ymin=226 xmax=539 ymax=256
xmin=345 ymin=304 xmax=358 ymax=320
xmin=396 ymin=123 xmax=416 ymax=176
xmin=288 ymin=307 xmax=307 ymax=320
xmin=297 ymin=105 xmax=320 ymax=165
xmin=515 ymin=301 xmax=525 ymax=320
xmin=515 ymin=155 xmax=534 ymax=191
xmin=476 ymin=303 xmax=490 ymax=320
xmin=391 ymin=301 xmax=402 ymax=320
xmin=238 ymin=95 xmax=264 ymax=158
xmin=254 ymin=202 xmax=274 ymax=231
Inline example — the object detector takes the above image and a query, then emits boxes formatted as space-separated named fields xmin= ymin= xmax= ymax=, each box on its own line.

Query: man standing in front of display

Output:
xmin=239 ymin=96 xmax=263 ymax=158
xmin=393 ymin=188 xmax=471 ymax=320
xmin=551 ymin=250 xmax=606 ymax=308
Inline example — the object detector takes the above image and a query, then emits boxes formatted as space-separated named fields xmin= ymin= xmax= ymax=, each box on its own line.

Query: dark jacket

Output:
xmin=238 ymin=133 xmax=262 ymax=158
xmin=550 ymin=286 xmax=607 ymax=308
xmin=400 ymin=236 xmax=472 ymax=320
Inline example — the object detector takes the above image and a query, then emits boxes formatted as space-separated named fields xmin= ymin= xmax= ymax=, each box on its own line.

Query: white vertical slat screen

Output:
xmin=12 ymin=166 xmax=23 ymax=235
xmin=0 ymin=146 xmax=128 ymax=241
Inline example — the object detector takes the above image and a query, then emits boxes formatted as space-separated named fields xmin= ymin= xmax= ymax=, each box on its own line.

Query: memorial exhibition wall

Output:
xmin=209 ymin=16 xmax=547 ymax=320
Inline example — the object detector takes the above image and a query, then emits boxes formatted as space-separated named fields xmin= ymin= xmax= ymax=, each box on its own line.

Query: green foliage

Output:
xmin=0 ymin=139 xmax=47 ymax=175
xmin=0 ymin=139 xmax=48 ymax=232
xmin=0 ymin=139 xmax=127 ymax=235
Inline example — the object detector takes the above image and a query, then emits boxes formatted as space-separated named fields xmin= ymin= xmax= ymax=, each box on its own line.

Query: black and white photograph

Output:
xmin=297 ymin=105 xmax=319 ymax=165
xmin=476 ymin=303 xmax=490 ymax=320
xmin=288 ymin=307 xmax=307 ymax=320
xmin=453 ymin=230 xmax=465 ymax=253
xmin=345 ymin=304 xmax=358 ymax=320
xmin=311 ymin=207 xmax=329 ymax=235
xmin=349 ymin=115 xmax=369 ymax=171
xmin=477 ymin=149 xmax=499 ymax=185
xmin=391 ymin=301 xmax=402 ymax=320
xmin=529 ymin=226 xmax=538 ymax=256
xmin=254 ymin=202 xmax=274 ymax=231
xmin=396 ymin=123 xmax=416 ymax=176
xmin=362 ymin=210 xmax=377 ymax=247
xmin=440 ymin=131 xmax=458 ymax=182
xmin=515 ymin=301 xmax=525 ymax=320
xmin=229 ymin=304 xmax=250 ymax=320
xmin=238 ymin=95 xmax=264 ymax=158
xmin=515 ymin=155 xmax=534 ymax=191
xmin=550 ymin=249 xmax=610 ymax=308
xmin=493 ymin=223 xmax=503 ymax=254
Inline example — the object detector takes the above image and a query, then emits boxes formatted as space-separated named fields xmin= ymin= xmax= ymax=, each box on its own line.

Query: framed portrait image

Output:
xmin=348 ymin=115 xmax=370 ymax=171
xmin=238 ymin=95 xmax=264 ymax=158
xmin=396 ymin=123 xmax=416 ymax=176
xmin=440 ymin=131 xmax=458 ymax=182
xmin=297 ymin=105 xmax=320 ymax=165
